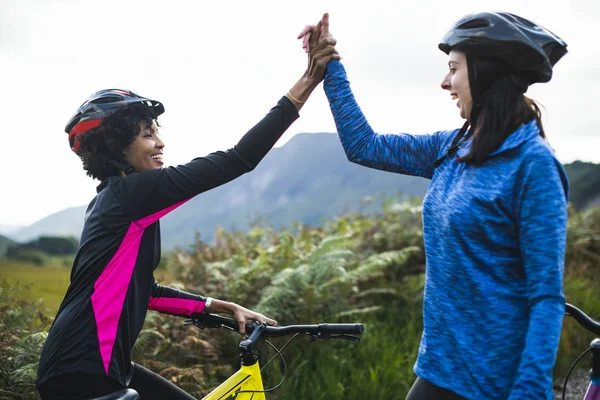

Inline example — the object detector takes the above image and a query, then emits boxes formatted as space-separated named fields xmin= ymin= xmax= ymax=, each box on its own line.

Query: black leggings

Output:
xmin=406 ymin=377 xmax=467 ymax=400
xmin=37 ymin=364 xmax=196 ymax=400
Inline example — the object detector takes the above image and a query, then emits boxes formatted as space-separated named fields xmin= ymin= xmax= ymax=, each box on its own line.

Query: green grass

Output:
xmin=264 ymin=310 xmax=421 ymax=400
xmin=0 ymin=260 xmax=71 ymax=314
xmin=0 ymin=257 xmax=173 ymax=317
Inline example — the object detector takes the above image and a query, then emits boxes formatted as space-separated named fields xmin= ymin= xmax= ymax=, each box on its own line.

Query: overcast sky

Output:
xmin=1 ymin=0 xmax=599 ymax=227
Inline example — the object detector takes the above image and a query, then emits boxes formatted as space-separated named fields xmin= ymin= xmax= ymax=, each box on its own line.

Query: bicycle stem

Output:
xmin=239 ymin=323 xmax=266 ymax=366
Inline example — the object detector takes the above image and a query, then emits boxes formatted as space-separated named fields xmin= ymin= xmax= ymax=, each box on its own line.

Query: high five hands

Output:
xmin=298 ymin=13 xmax=340 ymax=82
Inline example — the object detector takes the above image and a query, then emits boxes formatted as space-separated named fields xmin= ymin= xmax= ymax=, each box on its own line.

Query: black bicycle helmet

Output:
xmin=66 ymin=89 xmax=164 ymax=153
xmin=438 ymin=12 xmax=568 ymax=84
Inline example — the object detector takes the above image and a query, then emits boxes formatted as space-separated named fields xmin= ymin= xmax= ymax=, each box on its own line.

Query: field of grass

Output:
xmin=0 ymin=259 xmax=71 ymax=314
xmin=0 ymin=258 xmax=174 ymax=316
xmin=1 ymin=206 xmax=599 ymax=400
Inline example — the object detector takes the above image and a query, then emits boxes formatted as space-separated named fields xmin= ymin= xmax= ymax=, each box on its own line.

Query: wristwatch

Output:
xmin=204 ymin=297 xmax=213 ymax=312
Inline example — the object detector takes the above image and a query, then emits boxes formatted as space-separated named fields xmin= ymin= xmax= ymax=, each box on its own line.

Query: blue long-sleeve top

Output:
xmin=324 ymin=60 xmax=568 ymax=399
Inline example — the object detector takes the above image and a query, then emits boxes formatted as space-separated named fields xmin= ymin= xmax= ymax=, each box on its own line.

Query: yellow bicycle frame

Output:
xmin=201 ymin=361 xmax=266 ymax=400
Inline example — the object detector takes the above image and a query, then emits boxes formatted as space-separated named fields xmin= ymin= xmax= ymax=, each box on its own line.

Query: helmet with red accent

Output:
xmin=65 ymin=89 xmax=164 ymax=153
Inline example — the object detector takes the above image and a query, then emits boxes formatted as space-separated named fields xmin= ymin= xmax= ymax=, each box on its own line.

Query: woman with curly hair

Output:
xmin=35 ymin=33 xmax=340 ymax=400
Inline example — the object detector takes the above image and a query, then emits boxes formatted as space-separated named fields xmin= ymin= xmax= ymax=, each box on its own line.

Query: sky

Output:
xmin=1 ymin=0 xmax=599 ymax=227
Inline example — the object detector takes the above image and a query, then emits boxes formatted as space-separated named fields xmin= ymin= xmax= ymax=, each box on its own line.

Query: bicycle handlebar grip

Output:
xmin=565 ymin=303 xmax=600 ymax=335
xmin=319 ymin=323 xmax=365 ymax=335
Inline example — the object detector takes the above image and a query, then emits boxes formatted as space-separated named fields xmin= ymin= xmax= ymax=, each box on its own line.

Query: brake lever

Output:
xmin=185 ymin=319 xmax=206 ymax=329
xmin=332 ymin=334 xmax=361 ymax=343
xmin=184 ymin=318 xmax=227 ymax=330
xmin=308 ymin=333 xmax=362 ymax=343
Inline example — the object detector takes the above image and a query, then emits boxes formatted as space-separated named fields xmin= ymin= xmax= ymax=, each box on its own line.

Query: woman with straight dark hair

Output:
xmin=301 ymin=12 xmax=569 ymax=399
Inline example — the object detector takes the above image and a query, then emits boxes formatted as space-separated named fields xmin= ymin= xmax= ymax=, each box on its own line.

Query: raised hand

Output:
xmin=303 ymin=13 xmax=339 ymax=83
xmin=286 ymin=13 xmax=340 ymax=109
xmin=297 ymin=22 xmax=317 ymax=54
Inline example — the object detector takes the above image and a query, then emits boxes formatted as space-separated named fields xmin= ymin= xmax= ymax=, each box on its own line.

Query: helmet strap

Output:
xmin=433 ymin=120 xmax=474 ymax=168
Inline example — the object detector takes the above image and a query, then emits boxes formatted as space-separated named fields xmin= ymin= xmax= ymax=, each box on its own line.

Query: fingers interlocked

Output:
xmin=302 ymin=13 xmax=340 ymax=81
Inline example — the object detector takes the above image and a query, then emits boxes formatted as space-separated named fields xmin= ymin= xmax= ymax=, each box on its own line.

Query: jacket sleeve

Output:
xmin=323 ymin=60 xmax=457 ymax=180
xmin=508 ymin=153 xmax=569 ymax=399
xmin=114 ymin=96 xmax=299 ymax=223
xmin=148 ymin=279 xmax=208 ymax=316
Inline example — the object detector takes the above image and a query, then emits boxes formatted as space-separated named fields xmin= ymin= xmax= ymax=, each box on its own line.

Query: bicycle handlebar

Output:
xmin=187 ymin=313 xmax=365 ymax=337
xmin=192 ymin=304 xmax=598 ymax=338
xmin=565 ymin=303 xmax=600 ymax=336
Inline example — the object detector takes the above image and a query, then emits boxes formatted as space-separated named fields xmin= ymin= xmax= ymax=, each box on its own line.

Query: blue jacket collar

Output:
xmin=456 ymin=120 xmax=540 ymax=158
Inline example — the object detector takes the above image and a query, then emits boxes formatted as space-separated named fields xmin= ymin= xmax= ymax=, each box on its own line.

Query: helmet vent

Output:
xmin=458 ymin=19 xmax=490 ymax=30
xmin=93 ymin=96 xmax=122 ymax=104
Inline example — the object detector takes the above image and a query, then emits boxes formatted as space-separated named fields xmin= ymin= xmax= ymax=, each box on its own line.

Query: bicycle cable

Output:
xmin=261 ymin=333 xmax=301 ymax=372
xmin=562 ymin=347 xmax=591 ymax=400
xmin=236 ymin=333 xmax=301 ymax=395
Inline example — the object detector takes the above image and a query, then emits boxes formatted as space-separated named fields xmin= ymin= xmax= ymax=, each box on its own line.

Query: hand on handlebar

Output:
xmin=204 ymin=298 xmax=277 ymax=335
xmin=232 ymin=303 xmax=277 ymax=336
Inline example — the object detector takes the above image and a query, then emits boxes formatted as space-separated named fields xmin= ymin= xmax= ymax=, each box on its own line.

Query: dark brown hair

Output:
xmin=459 ymin=56 xmax=545 ymax=164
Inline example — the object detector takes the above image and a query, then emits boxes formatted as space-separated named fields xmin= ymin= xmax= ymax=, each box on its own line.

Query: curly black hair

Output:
xmin=77 ymin=104 xmax=159 ymax=181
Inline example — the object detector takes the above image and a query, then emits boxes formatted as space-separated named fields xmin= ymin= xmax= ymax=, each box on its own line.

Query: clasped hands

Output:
xmin=298 ymin=13 xmax=340 ymax=83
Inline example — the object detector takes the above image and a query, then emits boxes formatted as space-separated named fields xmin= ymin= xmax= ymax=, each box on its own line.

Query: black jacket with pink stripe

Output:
xmin=36 ymin=96 xmax=298 ymax=388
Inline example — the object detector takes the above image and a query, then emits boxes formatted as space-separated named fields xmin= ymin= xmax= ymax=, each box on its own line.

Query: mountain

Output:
xmin=0 ymin=234 xmax=18 ymax=258
xmin=10 ymin=133 xmax=600 ymax=250
xmin=11 ymin=133 xmax=430 ymax=249
xmin=159 ymin=133 xmax=430 ymax=248
xmin=563 ymin=161 xmax=600 ymax=210
xmin=10 ymin=206 xmax=86 ymax=243
xmin=0 ymin=224 xmax=24 ymax=236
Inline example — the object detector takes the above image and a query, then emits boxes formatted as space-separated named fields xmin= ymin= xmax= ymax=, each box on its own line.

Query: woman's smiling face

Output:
xmin=122 ymin=120 xmax=164 ymax=172
xmin=441 ymin=50 xmax=472 ymax=121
